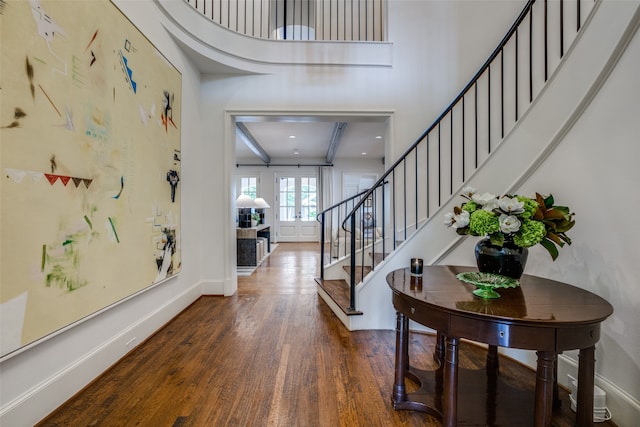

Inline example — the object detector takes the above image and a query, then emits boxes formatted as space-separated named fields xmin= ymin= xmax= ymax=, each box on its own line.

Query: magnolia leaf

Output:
xmin=544 ymin=209 xmax=566 ymax=220
xmin=558 ymin=233 xmax=572 ymax=245
xmin=533 ymin=207 xmax=545 ymax=221
xmin=535 ymin=193 xmax=546 ymax=209
xmin=540 ymin=238 xmax=559 ymax=260
xmin=553 ymin=206 xmax=572 ymax=216
xmin=543 ymin=194 xmax=555 ymax=208
xmin=555 ymin=219 xmax=575 ymax=233
xmin=547 ymin=231 xmax=565 ymax=246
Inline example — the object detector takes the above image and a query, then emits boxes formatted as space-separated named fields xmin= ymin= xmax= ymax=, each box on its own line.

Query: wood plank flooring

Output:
xmin=37 ymin=243 xmax=614 ymax=427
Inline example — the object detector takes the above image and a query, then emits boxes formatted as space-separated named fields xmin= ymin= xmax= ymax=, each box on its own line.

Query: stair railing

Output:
xmin=340 ymin=0 xmax=596 ymax=312
xmin=317 ymin=181 xmax=387 ymax=280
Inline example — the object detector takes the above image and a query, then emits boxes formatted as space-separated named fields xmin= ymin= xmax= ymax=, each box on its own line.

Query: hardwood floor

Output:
xmin=37 ymin=243 xmax=613 ymax=426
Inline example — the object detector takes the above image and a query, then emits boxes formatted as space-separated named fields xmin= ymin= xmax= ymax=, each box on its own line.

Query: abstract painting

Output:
xmin=0 ymin=0 xmax=182 ymax=359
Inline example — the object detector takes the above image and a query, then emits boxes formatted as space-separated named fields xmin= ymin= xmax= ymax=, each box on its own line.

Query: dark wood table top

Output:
xmin=387 ymin=265 xmax=613 ymax=328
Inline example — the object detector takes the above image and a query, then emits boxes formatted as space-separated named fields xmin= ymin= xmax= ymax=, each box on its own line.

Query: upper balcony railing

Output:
xmin=184 ymin=0 xmax=386 ymax=41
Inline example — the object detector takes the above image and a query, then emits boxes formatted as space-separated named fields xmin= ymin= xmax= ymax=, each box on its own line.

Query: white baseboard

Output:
xmin=200 ymin=279 xmax=225 ymax=295
xmin=0 ymin=282 xmax=202 ymax=426
xmin=557 ymin=354 xmax=640 ymax=427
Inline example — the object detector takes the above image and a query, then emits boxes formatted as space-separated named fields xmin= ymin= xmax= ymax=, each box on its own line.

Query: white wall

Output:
xmin=0 ymin=1 xmax=205 ymax=425
xmin=332 ymin=157 xmax=385 ymax=198
xmin=518 ymin=23 xmax=640 ymax=421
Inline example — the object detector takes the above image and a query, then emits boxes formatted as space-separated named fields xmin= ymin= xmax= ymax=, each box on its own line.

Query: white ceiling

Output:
xmin=235 ymin=116 xmax=388 ymax=164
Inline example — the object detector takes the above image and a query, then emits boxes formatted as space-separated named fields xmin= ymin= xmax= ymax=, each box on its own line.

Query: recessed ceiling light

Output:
xmin=375 ymin=135 xmax=382 ymax=139
xmin=293 ymin=150 xmax=299 ymax=155
xmin=361 ymin=152 xmax=367 ymax=156
xmin=289 ymin=135 xmax=296 ymax=139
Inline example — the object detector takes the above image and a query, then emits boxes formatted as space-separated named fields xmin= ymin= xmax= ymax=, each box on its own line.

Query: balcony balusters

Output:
xmin=185 ymin=0 xmax=386 ymax=41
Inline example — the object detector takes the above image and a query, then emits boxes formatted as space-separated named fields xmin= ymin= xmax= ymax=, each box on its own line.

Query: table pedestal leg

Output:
xmin=576 ymin=346 xmax=595 ymax=427
xmin=553 ymin=355 xmax=561 ymax=409
xmin=392 ymin=312 xmax=409 ymax=404
xmin=486 ymin=345 xmax=499 ymax=426
xmin=443 ymin=336 xmax=459 ymax=427
xmin=534 ymin=351 xmax=556 ymax=427
xmin=487 ymin=344 xmax=499 ymax=374
xmin=435 ymin=331 xmax=445 ymax=364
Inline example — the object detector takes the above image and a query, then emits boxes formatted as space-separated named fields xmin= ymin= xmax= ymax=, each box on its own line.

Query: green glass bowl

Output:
xmin=456 ymin=272 xmax=520 ymax=299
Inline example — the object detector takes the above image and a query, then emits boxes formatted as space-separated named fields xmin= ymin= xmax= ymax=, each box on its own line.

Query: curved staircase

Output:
xmin=316 ymin=0 xmax=639 ymax=331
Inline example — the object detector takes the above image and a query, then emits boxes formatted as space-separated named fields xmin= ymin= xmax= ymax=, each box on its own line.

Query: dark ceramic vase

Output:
xmin=474 ymin=237 xmax=528 ymax=279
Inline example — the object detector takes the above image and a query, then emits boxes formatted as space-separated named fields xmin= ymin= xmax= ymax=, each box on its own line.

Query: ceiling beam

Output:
xmin=325 ymin=122 xmax=348 ymax=164
xmin=236 ymin=123 xmax=271 ymax=164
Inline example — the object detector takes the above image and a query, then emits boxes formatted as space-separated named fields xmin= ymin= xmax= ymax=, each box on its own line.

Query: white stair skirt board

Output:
xmin=237 ymin=244 xmax=278 ymax=276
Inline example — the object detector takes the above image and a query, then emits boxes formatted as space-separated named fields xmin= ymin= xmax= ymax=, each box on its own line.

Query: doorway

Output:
xmin=275 ymin=174 xmax=319 ymax=242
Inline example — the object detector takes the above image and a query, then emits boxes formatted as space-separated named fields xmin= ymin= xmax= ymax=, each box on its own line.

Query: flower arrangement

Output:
xmin=444 ymin=187 xmax=575 ymax=260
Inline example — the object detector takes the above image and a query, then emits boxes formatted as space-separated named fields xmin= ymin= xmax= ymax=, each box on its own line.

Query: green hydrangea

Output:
xmin=517 ymin=196 xmax=539 ymax=220
xmin=513 ymin=219 xmax=546 ymax=247
xmin=462 ymin=201 xmax=478 ymax=213
xmin=469 ymin=209 xmax=500 ymax=236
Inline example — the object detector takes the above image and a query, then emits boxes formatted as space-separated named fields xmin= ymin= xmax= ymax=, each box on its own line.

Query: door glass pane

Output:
xmin=279 ymin=177 xmax=296 ymax=221
xmin=300 ymin=177 xmax=317 ymax=221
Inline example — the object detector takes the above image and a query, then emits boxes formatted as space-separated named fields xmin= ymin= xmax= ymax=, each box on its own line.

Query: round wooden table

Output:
xmin=386 ymin=265 xmax=613 ymax=427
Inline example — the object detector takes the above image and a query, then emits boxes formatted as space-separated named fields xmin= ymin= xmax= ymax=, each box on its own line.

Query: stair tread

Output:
xmin=342 ymin=266 xmax=372 ymax=283
xmin=371 ymin=252 xmax=388 ymax=265
xmin=315 ymin=278 xmax=363 ymax=316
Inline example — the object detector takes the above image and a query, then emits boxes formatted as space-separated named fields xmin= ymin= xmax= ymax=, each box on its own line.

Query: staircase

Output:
xmin=316 ymin=0 xmax=603 ymax=330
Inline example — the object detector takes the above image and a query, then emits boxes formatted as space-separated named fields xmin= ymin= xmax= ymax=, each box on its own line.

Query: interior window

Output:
xmin=239 ymin=176 xmax=258 ymax=199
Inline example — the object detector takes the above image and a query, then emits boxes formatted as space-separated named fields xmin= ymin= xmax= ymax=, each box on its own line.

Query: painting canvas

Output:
xmin=0 ymin=0 xmax=182 ymax=359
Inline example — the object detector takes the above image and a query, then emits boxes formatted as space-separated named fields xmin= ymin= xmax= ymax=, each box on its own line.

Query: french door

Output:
xmin=276 ymin=174 xmax=318 ymax=242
